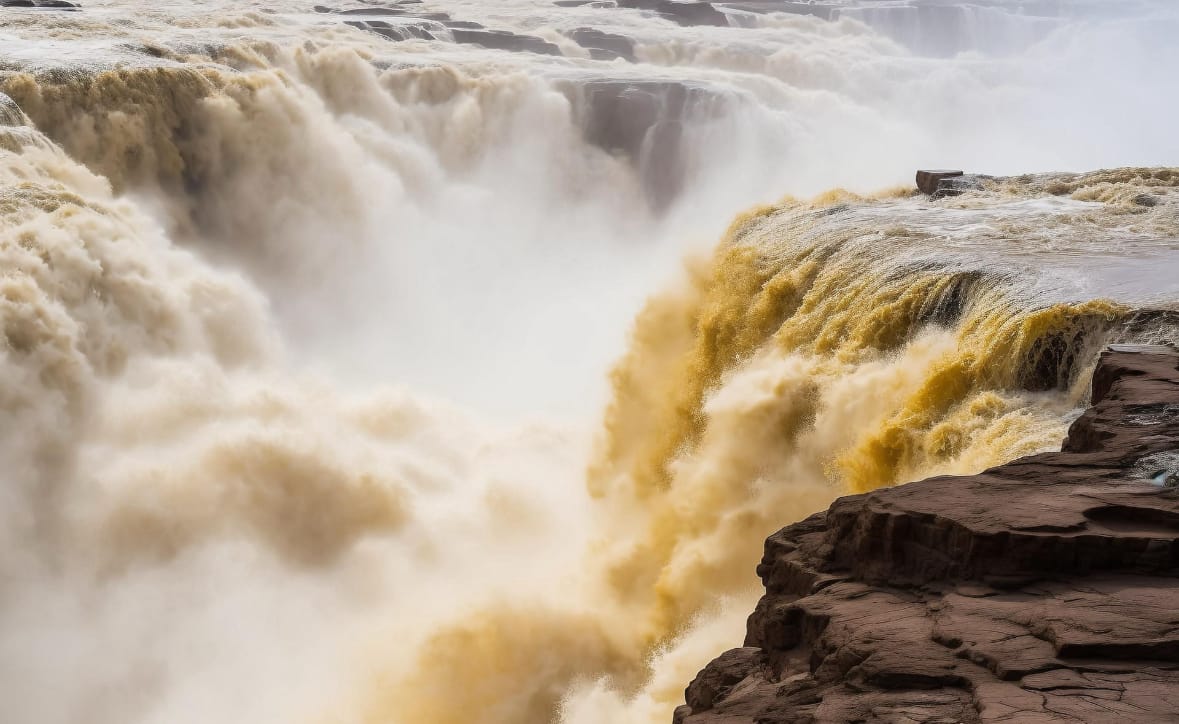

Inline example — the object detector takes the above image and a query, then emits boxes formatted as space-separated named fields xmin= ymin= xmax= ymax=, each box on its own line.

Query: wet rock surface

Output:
xmin=318 ymin=3 xmax=562 ymax=55
xmin=566 ymin=27 xmax=638 ymax=61
xmin=618 ymin=0 xmax=732 ymax=27
xmin=345 ymin=19 xmax=438 ymax=41
xmin=1 ymin=0 xmax=80 ymax=8
xmin=677 ymin=346 xmax=1179 ymax=723
xmin=450 ymin=28 xmax=561 ymax=56
xmin=315 ymin=3 xmax=732 ymax=210
xmin=566 ymin=79 xmax=726 ymax=211
xmin=717 ymin=1 xmax=836 ymax=20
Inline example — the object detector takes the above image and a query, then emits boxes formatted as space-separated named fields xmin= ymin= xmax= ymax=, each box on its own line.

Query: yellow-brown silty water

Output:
xmin=374 ymin=176 xmax=1179 ymax=722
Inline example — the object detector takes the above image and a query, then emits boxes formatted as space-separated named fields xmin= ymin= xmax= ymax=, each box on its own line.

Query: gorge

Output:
xmin=0 ymin=2 xmax=1176 ymax=724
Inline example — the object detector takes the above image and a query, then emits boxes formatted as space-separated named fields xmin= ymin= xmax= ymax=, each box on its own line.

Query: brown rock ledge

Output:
xmin=677 ymin=346 xmax=1179 ymax=723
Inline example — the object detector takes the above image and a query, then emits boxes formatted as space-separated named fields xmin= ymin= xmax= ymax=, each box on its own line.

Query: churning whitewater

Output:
xmin=0 ymin=1 xmax=1178 ymax=723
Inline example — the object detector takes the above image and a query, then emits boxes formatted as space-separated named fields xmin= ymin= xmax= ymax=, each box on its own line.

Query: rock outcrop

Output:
xmin=617 ymin=0 xmax=731 ymax=27
xmin=566 ymin=27 xmax=638 ymax=62
xmin=450 ymin=28 xmax=562 ymax=56
xmin=677 ymin=345 xmax=1179 ymax=723
xmin=916 ymin=169 xmax=964 ymax=195
xmin=318 ymin=4 xmax=563 ymax=55
xmin=1 ymin=0 xmax=80 ymax=8
xmin=344 ymin=19 xmax=438 ymax=41
xmin=915 ymin=169 xmax=998 ymax=199
xmin=566 ymin=79 xmax=725 ymax=211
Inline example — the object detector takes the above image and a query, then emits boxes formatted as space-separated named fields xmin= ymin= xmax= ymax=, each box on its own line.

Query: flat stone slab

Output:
xmin=1109 ymin=343 xmax=1178 ymax=355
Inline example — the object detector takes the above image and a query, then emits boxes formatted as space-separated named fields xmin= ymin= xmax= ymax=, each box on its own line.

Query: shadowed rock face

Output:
xmin=315 ymin=3 xmax=422 ymax=15
xmin=716 ymin=1 xmax=836 ymax=20
xmin=677 ymin=346 xmax=1179 ymax=723
xmin=618 ymin=0 xmax=731 ymax=26
xmin=450 ymin=28 xmax=561 ymax=55
xmin=319 ymin=4 xmax=561 ymax=55
xmin=1 ymin=0 xmax=80 ymax=8
xmin=916 ymin=169 xmax=964 ymax=195
xmin=566 ymin=79 xmax=726 ymax=211
xmin=566 ymin=27 xmax=638 ymax=62
xmin=345 ymin=19 xmax=438 ymax=41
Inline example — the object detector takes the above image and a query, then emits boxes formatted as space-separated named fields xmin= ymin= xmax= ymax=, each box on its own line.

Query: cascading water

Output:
xmin=0 ymin=2 xmax=1177 ymax=724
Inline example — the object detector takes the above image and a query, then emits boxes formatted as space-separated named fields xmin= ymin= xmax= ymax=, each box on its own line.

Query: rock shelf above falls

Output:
xmin=678 ymin=346 xmax=1179 ymax=723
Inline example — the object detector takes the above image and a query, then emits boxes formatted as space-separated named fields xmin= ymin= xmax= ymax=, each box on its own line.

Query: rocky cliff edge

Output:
xmin=677 ymin=345 xmax=1179 ymax=724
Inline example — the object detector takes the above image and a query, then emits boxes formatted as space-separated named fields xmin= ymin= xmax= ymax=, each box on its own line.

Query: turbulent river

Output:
xmin=1 ymin=1 xmax=1178 ymax=723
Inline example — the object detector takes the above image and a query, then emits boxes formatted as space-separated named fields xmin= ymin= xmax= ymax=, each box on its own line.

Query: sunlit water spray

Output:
xmin=0 ymin=2 xmax=1177 ymax=723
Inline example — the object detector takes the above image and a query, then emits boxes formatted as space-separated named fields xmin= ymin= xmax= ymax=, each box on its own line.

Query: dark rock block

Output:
xmin=331 ymin=6 xmax=561 ymax=55
xmin=451 ymin=28 xmax=562 ymax=55
xmin=576 ymin=80 xmax=687 ymax=159
xmin=661 ymin=1 xmax=729 ymax=26
xmin=916 ymin=169 xmax=963 ymax=195
xmin=679 ymin=345 xmax=1179 ymax=723
xmin=566 ymin=79 xmax=726 ymax=210
xmin=618 ymin=0 xmax=730 ymax=27
xmin=315 ymin=2 xmax=432 ymax=15
xmin=567 ymin=27 xmax=637 ymax=62
xmin=718 ymin=1 xmax=836 ymax=20
xmin=338 ymin=7 xmax=412 ymax=15
xmin=346 ymin=20 xmax=437 ymax=41
xmin=2 ymin=0 xmax=81 ymax=7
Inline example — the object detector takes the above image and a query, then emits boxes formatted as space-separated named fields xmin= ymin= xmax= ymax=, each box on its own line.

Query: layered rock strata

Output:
xmin=678 ymin=346 xmax=1179 ymax=723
